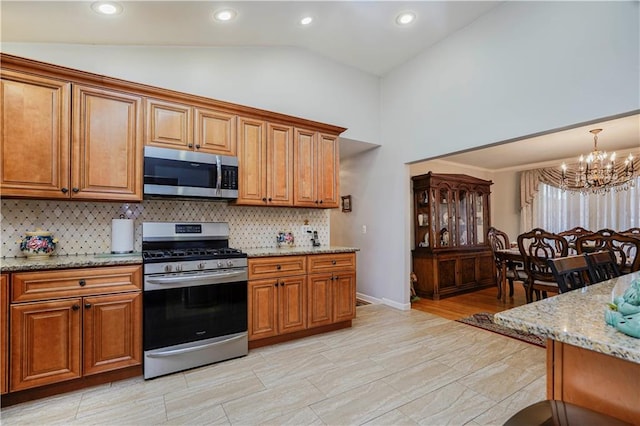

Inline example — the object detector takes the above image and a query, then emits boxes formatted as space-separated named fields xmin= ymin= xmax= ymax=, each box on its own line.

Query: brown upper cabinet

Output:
xmin=1 ymin=70 xmax=143 ymax=201
xmin=1 ymin=53 xmax=345 ymax=205
xmin=235 ymin=118 xmax=295 ymax=206
xmin=294 ymin=129 xmax=340 ymax=208
xmin=145 ymin=98 xmax=237 ymax=156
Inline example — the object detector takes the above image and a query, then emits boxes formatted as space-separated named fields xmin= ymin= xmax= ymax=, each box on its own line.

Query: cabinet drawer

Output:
xmin=11 ymin=265 xmax=142 ymax=303
xmin=308 ymin=253 xmax=355 ymax=273
xmin=248 ymin=256 xmax=306 ymax=279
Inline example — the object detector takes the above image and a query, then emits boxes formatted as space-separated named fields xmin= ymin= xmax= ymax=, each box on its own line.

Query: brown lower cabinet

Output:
xmin=1 ymin=274 xmax=8 ymax=395
xmin=248 ymin=252 xmax=356 ymax=345
xmin=8 ymin=266 xmax=142 ymax=393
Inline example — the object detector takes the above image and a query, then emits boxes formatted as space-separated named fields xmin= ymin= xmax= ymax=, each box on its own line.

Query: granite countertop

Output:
xmin=1 ymin=246 xmax=359 ymax=272
xmin=494 ymin=271 xmax=640 ymax=365
xmin=1 ymin=253 xmax=143 ymax=272
xmin=243 ymin=246 xmax=359 ymax=258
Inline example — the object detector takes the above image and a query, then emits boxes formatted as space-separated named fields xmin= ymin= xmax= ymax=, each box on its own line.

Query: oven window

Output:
xmin=144 ymin=282 xmax=247 ymax=350
xmin=144 ymin=158 xmax=217 ymax=188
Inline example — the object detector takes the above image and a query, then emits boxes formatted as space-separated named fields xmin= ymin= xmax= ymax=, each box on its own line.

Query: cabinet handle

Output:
xmin=188 ymin=143 xmax=194 ymax=148
xmin=79 ymin=279 xmax=86 ymax=287
xmin=72 ymin=304 xmax=80 ymax=311
xmin=85 ymin=303 xmax=92 ymax=309
xmin=72 ymin=187 xmax=79 ymax=193
xmin=195 ymin=144 xmax=201 ymax=149
xmin=61 ymin=187 xmax=69 ymax=194
xmin=276 ymin=265 xmax=281 ymax=270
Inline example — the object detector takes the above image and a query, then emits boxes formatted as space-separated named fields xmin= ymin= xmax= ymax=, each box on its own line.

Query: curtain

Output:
xmin=521 ymin=173 xmax=640 ymax=233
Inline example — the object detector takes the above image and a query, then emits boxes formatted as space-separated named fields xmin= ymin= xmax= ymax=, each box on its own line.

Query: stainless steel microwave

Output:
xmin=143 ymin=146 xmax=239 ymax=200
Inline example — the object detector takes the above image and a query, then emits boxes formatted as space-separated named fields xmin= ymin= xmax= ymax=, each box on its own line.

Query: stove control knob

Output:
xmin=217 ymin=261 xmax=223 ymax=268
xmin=175 ymin=265 xmax=183 ymax=272
xmin=164 ymin=265 xmax=173 ymax=273
xmin=227 ymin=260 xmax=234 ymax=267
xmin=198 ymin=262 xmax=205 ymax=270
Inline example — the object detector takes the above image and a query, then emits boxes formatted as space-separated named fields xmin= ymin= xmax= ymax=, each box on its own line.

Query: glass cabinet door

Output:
xmin=475 ymin=192 xmax=485 ymax=245
xmin=458 ymin=189 xmax=468 ymax=246
xmin=415 ymin=189 xmax=430 ymax=248
xmin=438 ymin=189 xmax=450 ymax=247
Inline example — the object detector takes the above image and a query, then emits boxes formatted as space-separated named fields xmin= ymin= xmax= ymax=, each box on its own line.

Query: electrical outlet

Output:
xmin=362 ymin=225 xmax=367 ymax=234
xmin=301 ymin=225 xmax=312 ymax=235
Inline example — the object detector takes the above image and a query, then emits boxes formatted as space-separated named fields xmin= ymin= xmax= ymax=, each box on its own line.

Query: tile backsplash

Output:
xmin=1 ymin=199 xmax=330 ymax=258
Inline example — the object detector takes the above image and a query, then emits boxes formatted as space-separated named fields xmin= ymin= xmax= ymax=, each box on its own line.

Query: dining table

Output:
xmin=494 ymin=247 xmax=524 ymax=303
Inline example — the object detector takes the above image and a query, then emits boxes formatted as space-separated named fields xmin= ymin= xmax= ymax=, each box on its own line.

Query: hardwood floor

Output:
xmin=411 ymin=282 xmax=528 ymax=320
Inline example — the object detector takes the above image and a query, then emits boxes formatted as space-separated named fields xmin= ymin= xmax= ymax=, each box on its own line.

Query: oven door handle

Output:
xmin=146 ymin=333 xmax=246 ymax=358
xmin=146 ymin=270 xmax=246 ymax=286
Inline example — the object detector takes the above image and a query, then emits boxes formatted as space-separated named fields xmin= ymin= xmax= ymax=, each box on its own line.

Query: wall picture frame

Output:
xmin=341 ymin=195 xmax=352 ymax=212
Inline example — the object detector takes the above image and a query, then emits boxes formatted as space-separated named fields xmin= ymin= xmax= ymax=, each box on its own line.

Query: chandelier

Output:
xmin=560 ymin=128 xmax=637 ymax=194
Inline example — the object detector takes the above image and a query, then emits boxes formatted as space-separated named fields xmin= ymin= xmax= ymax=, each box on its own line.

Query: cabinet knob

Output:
xmin=195 ymin=144 xmax=201 ymax=149
xmin=319 ymin=200 xmax=323 ymax=204
xmin=72 ymin=187 xmax=79 ymax=193
xmin=262 ymin=197 xmax=267 ymax=202
xmin=84 ymin=303 xmax=92 ymax=309
xmin=72 ymin=304 xmax=80 ymax=311
xmin=61 ymin=187 xmax=69 ymax=194
xmin=274 ymin=280 xmax=279 ymax=287
xmin=268 ymin=197 xmax=272 ymax=202
xmin=315 ymin=200 xmax=319 ymax=204
xmin=332 ymin=260 xmax=337 ymax=265
xmin=79 ymin=279 xmax=86 ymax=287
xmin=276 ymin=265 xmax=281 ymax=270
xmin=188 ymin=143 xmax=194 ymax=148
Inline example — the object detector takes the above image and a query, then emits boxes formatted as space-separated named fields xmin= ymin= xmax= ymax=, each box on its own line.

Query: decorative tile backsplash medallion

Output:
xmin=1 ymin=199 xmax=330 ymax=258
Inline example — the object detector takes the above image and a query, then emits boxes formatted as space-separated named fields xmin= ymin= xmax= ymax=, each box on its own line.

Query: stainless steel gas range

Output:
xmin=142 ymin=222 xmax=248 ymax=379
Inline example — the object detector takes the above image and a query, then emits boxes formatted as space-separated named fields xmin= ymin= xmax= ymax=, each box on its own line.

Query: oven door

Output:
xmin=143 ymin=280 xmax=247 ymax=351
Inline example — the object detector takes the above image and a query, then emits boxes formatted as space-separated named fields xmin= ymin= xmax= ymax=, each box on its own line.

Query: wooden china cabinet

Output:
xmin=411 ymin=173 xmax=495 ymax=299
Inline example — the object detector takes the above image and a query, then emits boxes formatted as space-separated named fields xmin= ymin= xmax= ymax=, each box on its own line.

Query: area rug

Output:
xmin=456 ymin=312 xmax=546 ymax=348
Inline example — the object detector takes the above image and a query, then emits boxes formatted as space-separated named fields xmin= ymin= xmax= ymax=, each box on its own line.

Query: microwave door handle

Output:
xmin=216 ymin=156 xmax=222 ymax=196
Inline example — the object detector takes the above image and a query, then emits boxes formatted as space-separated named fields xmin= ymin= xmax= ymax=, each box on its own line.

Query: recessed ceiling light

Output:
xmin=213 ymin=8 xmax=237 ymax=22
xmin=396 ymin=12 xmax=416 ymax=26
xmin=91 ymin=1 xmax=123 ymax=15
xmin=300 ymin=16 xmax=313 ymax=26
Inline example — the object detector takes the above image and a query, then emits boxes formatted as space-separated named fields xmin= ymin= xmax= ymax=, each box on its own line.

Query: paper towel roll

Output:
xmin=111 ymin=219 xmax=134 ymax=254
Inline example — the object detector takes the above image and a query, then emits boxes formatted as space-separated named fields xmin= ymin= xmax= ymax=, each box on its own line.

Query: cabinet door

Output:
xmin=10 ymin=298 xmax=82 ymax=391
xmin=266 ymin=123 xmax=294 ymax=206
xmin=1 ymin=274 xmax=8 ymax=395
xmin=293 ymin=127 xmax=317 ymax=207
xmin=83 ymin=292 xmax=142 ymax=376
xmin=278 ymin=275 xmax=306 ymax=334
xmin=333 ymin=272 xmax=356 ymax=323
xmin=236 ymin=116 xmax=266 ymax=205
xmin=307 ymin=273 xmax=333 ymax=328
xmin=316 ymin=132 xmax=340 ymax=208
xmin=1 ymin=70 xmax=71 ymax=198
xmin=195 ymin=108 xmax=236 ymax=155
xmin=145 ymin=98 xmax=193 ymax=150
xmin=248 ymin=279 xmax=278 ymax=341
xmin=72 ymin=85 xmax=143 ymax=201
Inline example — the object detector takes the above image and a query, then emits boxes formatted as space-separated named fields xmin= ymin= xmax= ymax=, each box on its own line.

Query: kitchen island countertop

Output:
xmin=494 ymin=271 xmax=640 ymax=365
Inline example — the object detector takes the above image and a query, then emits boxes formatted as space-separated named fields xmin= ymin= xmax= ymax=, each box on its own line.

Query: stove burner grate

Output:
xmin=142 ymin=247 xmax=245 ymax=260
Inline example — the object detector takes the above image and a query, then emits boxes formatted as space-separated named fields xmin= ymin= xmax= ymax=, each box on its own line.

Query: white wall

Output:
xmin=351 ymin=1 xmax=639 ymax=307
xmin=0 ymin=43 xmax=380 ymax=145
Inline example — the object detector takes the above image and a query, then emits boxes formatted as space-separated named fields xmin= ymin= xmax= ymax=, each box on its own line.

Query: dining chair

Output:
xmin=586 ymin=250 xmax=621 ymax=283
xmin=517 ymin=228 xmax=569 ymax=303
xmin=575 ymin=229 xmax=640 ymax=274
xmin=487 ymin=226 xmax=525 ymax=298
xmin=547 ymin=254 xmax=592 ymax=293
xmin=557 ymin=226 xmax=592 ymax=254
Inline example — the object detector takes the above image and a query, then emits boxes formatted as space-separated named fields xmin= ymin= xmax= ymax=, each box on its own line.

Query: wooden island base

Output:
xmin=547 ymin=340 xmax=640 ymax=425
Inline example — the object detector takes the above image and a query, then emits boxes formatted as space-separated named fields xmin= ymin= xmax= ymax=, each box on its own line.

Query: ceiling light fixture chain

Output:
xmin=560 ymin=128 xmax=637 ymax=195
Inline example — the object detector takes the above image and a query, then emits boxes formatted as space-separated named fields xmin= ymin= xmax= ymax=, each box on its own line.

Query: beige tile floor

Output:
xmin=0 ymin=304 xmax=546 ymax=425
